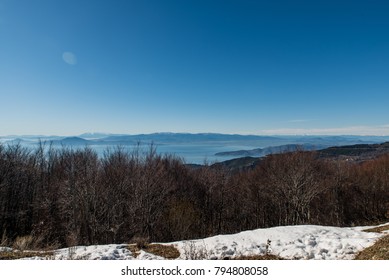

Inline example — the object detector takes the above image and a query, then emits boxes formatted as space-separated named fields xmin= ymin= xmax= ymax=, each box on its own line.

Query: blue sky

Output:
xmin=1 ymin=0 xmax=389 ymax=136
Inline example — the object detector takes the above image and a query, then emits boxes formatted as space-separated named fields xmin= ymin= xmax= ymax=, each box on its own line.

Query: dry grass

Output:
xmin=128 ymin=243 xmax=180 ymax=259
xmin=231 ymin=254 xmax=284 ymax=260
xmin=356 ymin=224 xmax=389 ymax=260
xmin=0 ymin=233 xmax=54 ymax=260
xmin=127 ymin=244 xmax=141 ymax=258
xmin=354 ymin=234 xmax=389 ymax=260
xmin=363 ymin=224 xmax=389 ymax=233
xmin=0 ymin=250 xmax=54 ymax=260
xmin=143 ymin=244 xmax=180 ymax=259
xmin=12 ymin=234 xmax=44 ymax=251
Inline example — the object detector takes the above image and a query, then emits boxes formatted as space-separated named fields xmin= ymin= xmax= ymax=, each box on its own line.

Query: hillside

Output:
xmin=211 ymin=156 xmax=261 ymax=172
xmin=215 ymin=144 xmax=324 ymax=157
xmin=318 ymin=141 xmax=389 ymax=160
xmin=53 ymin=137 xmax=89 ymax=145
xmin=209 ymin=141 xmax=389 ymax=172
xmin=2 ymin=223 xmax=387 ymax=260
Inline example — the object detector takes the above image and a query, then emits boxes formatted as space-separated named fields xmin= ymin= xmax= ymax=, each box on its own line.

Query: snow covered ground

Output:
xmin=173 ymin=224 xmax=388 ymax=260
xmin=3 ymin=223 xmax=388 ymax=260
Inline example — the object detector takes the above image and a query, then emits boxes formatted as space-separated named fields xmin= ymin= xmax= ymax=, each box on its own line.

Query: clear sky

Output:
xmin=1 ymin=0 xmax=389 ymax=136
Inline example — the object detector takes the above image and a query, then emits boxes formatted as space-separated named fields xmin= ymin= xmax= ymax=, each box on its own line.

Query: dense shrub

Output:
xmin=0 ymin=143 xmax=388 ymax=248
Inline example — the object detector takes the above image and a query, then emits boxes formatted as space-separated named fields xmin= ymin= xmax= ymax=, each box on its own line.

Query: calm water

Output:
xmin=14 ymin=142 xmax=260 ymax=164
xmin=88 ymin=143 xmax=257 ymax=164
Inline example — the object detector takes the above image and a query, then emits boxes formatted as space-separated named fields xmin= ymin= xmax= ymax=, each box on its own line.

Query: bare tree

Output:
xmin=261 ymin=151 xmax=326 ymax=225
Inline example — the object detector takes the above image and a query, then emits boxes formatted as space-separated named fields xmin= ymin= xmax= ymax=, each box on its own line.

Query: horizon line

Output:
xmin=1 ymin=131 xmax=389 ymax=138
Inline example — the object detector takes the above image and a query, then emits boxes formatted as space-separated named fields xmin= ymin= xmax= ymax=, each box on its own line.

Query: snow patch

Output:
xmin=19 ymin=223 xmax=388 ymax=260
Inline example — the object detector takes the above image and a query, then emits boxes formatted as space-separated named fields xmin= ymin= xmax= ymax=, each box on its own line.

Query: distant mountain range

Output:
xmin=216 ymin=141 xmax=389 ymax=161
xmin=318 ymin=142 xmax=389 ymax=159
xmin=2 ymin=132 xmax=389 ymax=146
xmin=215 ymin=143 xmax=327 ymax=157
xmin=210 ymin=141 xmax=389 ymax=172
xmin=2 ymin=132 xmax=389 ymax=165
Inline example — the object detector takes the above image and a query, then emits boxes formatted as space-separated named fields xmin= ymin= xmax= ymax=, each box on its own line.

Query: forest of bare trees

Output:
xmin=0 ymin=143 xmax=388 ymax=249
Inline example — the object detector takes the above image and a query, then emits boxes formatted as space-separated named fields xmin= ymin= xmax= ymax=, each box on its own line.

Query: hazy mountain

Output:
xmin=210 ymin=141 xmax=389 ymax=173
xmin=3 ymin=133 xmax=389 ymax=164
xmin=318 ymin=142 xmax=389 ymax=159
xmin=53 ymin=137 xmax=90 ymax=145
xmin=78 ymin=132 xmax=119 ymax=139
xmin=216 ymin=143 xmax=333 ymax=157
xmin=3 ymin=132 xmax=389 ymax=146
xmin=98 ymin=133 xmax=282 ymax=145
